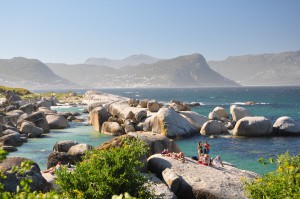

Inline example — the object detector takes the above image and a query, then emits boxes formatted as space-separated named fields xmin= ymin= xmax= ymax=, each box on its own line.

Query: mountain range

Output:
xmin=84 ymin=54 xmax=160 ymax=69
xmin=208 ymin=51 xmax=300 ymax=86
xmin=0 ymin=51 xmax=299 ymax=90
xmin=48 ymin=54 xmax=237 ymax=88
xmin=0 ymin=57 xmax=76 ymax=89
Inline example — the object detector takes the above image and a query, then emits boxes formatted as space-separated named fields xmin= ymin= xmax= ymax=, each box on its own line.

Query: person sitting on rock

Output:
xmin=42 ymin=161 xmax=62 ymax=175
xmin=213 ymin=155 xmax=224 ymax=167
xmin=202 ymin=154 xmax=211 ymax=166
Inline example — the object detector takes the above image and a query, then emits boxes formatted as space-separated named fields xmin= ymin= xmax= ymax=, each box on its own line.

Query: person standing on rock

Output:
xmin=204 ymin=140 xmax=210 ymax=154
xmin=197 ymin=141 xmax=203 ymax=159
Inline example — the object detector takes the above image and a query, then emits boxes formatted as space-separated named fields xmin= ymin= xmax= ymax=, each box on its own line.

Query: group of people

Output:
xmin=197 ymin=140 xmax=224 ymax=167
xmin=160 ymin=140 xmax=224 ymax=167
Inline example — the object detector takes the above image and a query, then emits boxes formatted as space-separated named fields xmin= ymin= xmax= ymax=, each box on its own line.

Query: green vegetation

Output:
xmin=244 ymin=152 xmax=300 ymax=198
xmin=0 ymin=85 xmax=31 ymax=96
xmin=22 ymin=91 xmax=82 ymax=101
xmin=0 ymin=138 xmax=153 ymax=199
xmin=56 ymin=138 xmax=153 ymax=199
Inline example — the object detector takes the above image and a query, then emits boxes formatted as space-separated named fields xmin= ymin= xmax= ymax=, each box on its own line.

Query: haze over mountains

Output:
xmin=209 ymin=51 xmax=300 ymax=86
xmin=0 ymin=50 xmax=299 ymax=90
xmin=48 ymin=53 xmax=237 ymax=88
xmin=0 ymin=57 xmax=76 ymax=89
xmin=84 ymin=54 xmax=160 ymax=69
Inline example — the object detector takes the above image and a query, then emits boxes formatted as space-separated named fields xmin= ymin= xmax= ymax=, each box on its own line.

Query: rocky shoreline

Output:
xmin=0 ymin=89 xmax=300 ymax=198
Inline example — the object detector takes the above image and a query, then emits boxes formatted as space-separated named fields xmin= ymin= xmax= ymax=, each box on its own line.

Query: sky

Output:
xmin=0 ymin=0 xmax=300 ymax=64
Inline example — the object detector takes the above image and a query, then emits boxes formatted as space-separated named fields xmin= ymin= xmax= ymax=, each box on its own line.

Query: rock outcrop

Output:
xmin=273 ymin=116 xmax=300 ymax=135
xmin=151 ymin=108 xmax=198 ymax=138
xmin=147 ymin=154 xmax=258 ymax=199
xmin=230 ymin=105 xmax=253 ymax=122
xmin=200 ymin=120 xmax=228 ymax=135
xmin=233 ymin=116 xmax=273 ymax=136
xmin=0 ymin=157 xmax=49 ymax=192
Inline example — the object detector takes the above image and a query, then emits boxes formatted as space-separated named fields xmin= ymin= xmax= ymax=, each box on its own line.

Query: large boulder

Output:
xmin=147 ymin=154 xmax=258 ymax=199
xmin=169 ymin=101 xmax=191 ymax=112
xmin=53 ymin=140 xmax=79 ymax=152
xmin=101 ymin=121 xmax=124 ymax=136
xmin=0 ymin=115 xmax=8 ymax=125
xmin=200 ymin=120 xmax=228 ymax=136
xmin=273 ymin=116 xmax=300 ymax=135
xmin=233 ymin=116 xmax=273 ymax=136
xmin=46 ymin=114 xmax=70 ymax=129
xmin=147 ymin=100 xmax=160 ymax=112
xmin=36 ymin=100 xmax=52 ymax=109
xmin=230 ymin=105 xmax=253 ymax=122
xmin=179 ymin=111 xmax=208 ymax=131
xmin=96 ymin=134 xmax=136 ymax=150
xmin=151 ymin=108 xmax=198 ymax=138
xmin=0 ymin=132 xmax=23 ymax=147
xmin=5 ymin=110 xmax=24 ymax=126
xmin=4 ymin=90 xmax=21 ymax=104
xmin=87 ymin=102 xmax=104 ymax=112
xmin=19 ymin=111 xmax=50 ymax=133
xmin=128 ymin=132 xmax=181 ymax=157
xmin=46 ymin=152 xmax=71 ymax=169
xmin=212 ymin=106 xmax=229 ymax=119
xmin=20 ymin=121 xmax=43 ymax=138
xmin=89 ymin=106 xmax=110 ymax=132
xmin=19 ymin=103 xmax=36 ymax=115
xmin=0 ymin=157 xmax=49 ymax=192
xmin=108 ymin=100 xmax=148 ymax=122
xmin=67 ymin=143 xmax=94 ymax=162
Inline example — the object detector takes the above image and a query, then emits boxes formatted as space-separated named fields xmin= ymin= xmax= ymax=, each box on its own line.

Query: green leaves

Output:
xmin=55 ymin=138 xmax=153 ymax=199
xmin=245 ymin=152 xmax=300 ymax=198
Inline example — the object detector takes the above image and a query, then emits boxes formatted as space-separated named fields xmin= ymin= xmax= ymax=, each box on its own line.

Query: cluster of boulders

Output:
xmin=0 ymin=90 xmax=82 ymax=152
xmin=85 ymin=90 xmax=300 ymax=138
xmin=202 ymin=105 xmax=300 ymax=136
xmin=85 ymin=91 xmax=207 ymax=138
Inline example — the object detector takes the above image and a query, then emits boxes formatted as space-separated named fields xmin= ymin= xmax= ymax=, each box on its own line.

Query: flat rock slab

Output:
xmin=148 ymin=154 xmax=259 ymax=199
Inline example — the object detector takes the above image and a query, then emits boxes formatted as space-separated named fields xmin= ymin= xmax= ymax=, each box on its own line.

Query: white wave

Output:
xmin=51 ymin=105 xmax=73 ymax=109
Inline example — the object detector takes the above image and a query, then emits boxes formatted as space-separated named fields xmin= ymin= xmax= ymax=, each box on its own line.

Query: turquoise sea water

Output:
xmin=8 ymin=87 xmax=300 ymax=175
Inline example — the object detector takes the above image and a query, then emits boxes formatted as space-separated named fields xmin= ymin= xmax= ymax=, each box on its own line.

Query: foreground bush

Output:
xmin=244 ymin=152 xmax=300 ymax=198
xmin=55 ymin=138 xmax=153 ymax=199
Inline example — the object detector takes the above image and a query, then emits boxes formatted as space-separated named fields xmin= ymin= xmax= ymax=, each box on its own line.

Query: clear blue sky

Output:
xmin=0 ymin=0 xmax=299 ymax=64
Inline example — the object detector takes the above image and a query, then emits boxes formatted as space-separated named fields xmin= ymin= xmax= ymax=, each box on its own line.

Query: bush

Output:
xmin=55 ymin=138 xmax=153 ymax=199
xmin=244 ymin=152 xmax=300 ymax=198
xmin=0 ymin=85 xmax=31 ymax=96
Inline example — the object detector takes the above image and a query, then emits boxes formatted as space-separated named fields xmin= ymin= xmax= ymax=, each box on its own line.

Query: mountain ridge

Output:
xmin=84 ymin=54 xmax=160 ymax=69
xmin=48 ymin=53 xmax=238 ymax=88
xmin=208 ymin=50 xmax=300 ymax=86
xmin=0 ymin=57 xmax=77 ymax=89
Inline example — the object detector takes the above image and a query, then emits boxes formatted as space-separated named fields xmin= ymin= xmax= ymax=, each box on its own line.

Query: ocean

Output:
xmin=8 ymin=86 xmax=300 ymax=175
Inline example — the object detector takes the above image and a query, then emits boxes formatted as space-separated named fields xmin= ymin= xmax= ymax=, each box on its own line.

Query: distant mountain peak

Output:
xmin=84 ymin=54 xmax=160 ymax=69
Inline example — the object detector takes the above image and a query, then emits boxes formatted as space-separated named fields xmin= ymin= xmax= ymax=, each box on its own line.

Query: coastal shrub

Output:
xmin=0 ymin=85 xmax=31 ymax=96
xmin=55 ymin=138 xmax=153 ymax=199
xmin=244 ymin=152 xmax=300 ymax=198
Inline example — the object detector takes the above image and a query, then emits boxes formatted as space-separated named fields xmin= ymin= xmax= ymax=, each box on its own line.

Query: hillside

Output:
xmin=208 ymin=51 xmax=300 ymax=86
xmin=0 ymin=57 xmax=76 ymax=89
xmin=84 ymin=54 xmax=160 ymax=69
xmin=48 ymin=53 xmax=239 ymax=88
xmin=47 ymin=63 xmax=117 ymax=88
xmin=118 ymin=54 xmax=238 ymax=87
